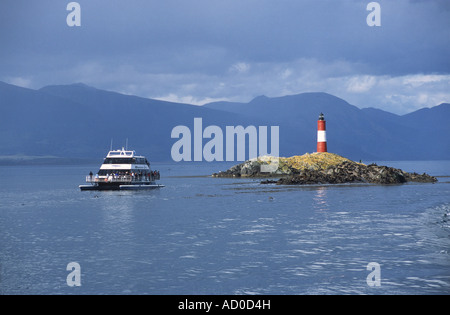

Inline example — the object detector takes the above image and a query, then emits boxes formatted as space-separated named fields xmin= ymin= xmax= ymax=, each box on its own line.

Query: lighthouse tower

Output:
xmin=317 ymin=113 xmax=327 ymax=153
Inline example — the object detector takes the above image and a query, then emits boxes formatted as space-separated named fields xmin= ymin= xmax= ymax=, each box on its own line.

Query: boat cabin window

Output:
xmin=103 ymin=157 xmax=150 ymax=165
xmin=103 ymin=158 xmax=133 ymax=164
xmin=108 ymin=151 xmax=134 ymax=157
xmin=135 ymin=158 xmax=148 ymax=165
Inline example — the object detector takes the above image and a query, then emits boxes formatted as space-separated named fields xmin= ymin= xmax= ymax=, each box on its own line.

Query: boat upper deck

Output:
xmin=101 ymin=148 xmax=150 ymax=168
xmin=107 ymin=149 xmax=139 ymax=158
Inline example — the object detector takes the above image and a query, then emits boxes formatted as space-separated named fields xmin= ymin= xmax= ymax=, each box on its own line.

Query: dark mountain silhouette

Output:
xmin=0 ymin=81 xmax=448 ymax=163
xmin=205 ymin=94 xmax=450 ymax=160
xmin=0 ymin=82 xmax=244 ymax=162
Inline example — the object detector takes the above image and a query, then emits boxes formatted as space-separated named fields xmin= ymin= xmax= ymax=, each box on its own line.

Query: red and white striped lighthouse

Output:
xmin=317 ymin=113 xmax=327 ymax=153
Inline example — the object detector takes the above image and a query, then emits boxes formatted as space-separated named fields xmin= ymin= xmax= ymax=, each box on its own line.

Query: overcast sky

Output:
xmin=1 ymin=0 xmax=449 ymax=114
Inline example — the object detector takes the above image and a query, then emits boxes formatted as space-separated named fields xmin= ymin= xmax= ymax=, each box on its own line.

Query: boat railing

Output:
xmin=86 ymin=175 xmax=158 ymax=183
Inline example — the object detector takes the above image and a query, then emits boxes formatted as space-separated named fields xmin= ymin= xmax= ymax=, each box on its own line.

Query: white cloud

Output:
xmin=230 ymin=62 xmax=251 ymax=74
xmin=280 ymin=69 xmax=293 ymax=80
xmin=346 ymin=76 xmax=377 ymax=93
xmin=155 ymin=94 xmax=228 ymax=106
xmin=402 ymin=74 xmax=448 ymax=87
xmin=35 ymin=58 xmax=450 ymax=115
xmin=4 ymin=76 xmax=33 ymax=88
xmin=146 ymin=63 xmax=450 ymax=113
xmin=339 ymin=74 xmax=450 ymax=113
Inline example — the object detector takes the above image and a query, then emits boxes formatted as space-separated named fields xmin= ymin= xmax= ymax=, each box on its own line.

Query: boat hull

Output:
xmin=79 ymin=183 xmax=165 ymax=191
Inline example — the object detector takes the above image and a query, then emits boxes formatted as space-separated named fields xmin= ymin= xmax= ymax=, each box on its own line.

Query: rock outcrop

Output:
xmin=212 ymin=153 xmax=437 ymax=185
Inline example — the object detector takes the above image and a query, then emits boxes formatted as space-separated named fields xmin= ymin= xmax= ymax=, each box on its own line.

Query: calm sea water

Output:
xmin=0 ymin=161 xmax=449 ymax=295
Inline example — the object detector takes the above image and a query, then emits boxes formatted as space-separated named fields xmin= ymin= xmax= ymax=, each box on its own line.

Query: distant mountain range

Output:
xmin=0 ymin=81 xmax=448 ymax=163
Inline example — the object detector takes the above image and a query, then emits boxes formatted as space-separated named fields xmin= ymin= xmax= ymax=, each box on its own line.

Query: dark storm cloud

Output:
xmin=2 ymin=0 xmax=449 ymax=73
xmin=0 ymin=0 xmax=449 ymax=113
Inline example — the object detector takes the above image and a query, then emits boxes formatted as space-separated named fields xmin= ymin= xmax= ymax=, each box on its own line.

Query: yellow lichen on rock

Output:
xmin=256 ymin=152 xmax=359 ymax=172
xmin=280 ymin=152 xmax=358 ymax=171
xmin=214 ymin=152 xmax=365 ymax=177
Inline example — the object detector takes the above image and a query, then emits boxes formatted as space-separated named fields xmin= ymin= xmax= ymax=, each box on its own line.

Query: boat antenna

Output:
xmin=110 ymin=139 xmax=113 ymax=151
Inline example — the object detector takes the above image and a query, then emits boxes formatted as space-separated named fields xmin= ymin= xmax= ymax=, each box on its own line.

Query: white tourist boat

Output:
xmin=79 ymin=148 xmax=165 ymax=191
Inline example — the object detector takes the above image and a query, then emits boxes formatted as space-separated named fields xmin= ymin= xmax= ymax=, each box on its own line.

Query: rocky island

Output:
xmin=212 ymin=153 xmax=437 ymax=185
